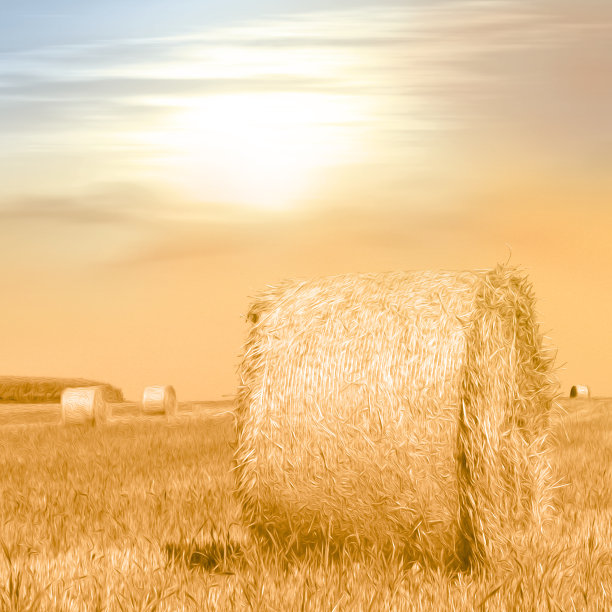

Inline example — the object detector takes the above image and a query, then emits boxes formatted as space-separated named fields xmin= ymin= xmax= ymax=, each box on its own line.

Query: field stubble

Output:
xmin=0 ymin=398 xmax=610 ymax=610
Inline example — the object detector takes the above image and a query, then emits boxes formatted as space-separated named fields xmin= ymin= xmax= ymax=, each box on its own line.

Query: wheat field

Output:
xmin=0 ymin=397 xmax=610 ymax=610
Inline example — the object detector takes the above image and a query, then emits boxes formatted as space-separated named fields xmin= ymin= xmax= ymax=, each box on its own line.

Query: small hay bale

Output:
xmin=234 ymin=265 xmax=557 ymax=569
xmin=569 ymin=384 xmax=590 ymax=399
xmin=142 ymin=385 xmax=178 ymax=416
xmin=61 ymin=386 xmax=108 ymax=426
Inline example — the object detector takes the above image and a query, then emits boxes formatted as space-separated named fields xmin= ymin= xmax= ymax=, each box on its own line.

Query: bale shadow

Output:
xmin=248 ymin=524 xmax=466 ymax=576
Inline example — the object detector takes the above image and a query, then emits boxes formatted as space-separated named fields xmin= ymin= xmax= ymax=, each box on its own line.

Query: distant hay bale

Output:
xmin=570 ymin=385 xmax=590 ymax=399
xmin=234 ymin=265 xmax=557 ymax=569
xmin=61 ymin=386 xmax=108 ymax=426
xmin=142 ymin=385 xmax=178 ymax=416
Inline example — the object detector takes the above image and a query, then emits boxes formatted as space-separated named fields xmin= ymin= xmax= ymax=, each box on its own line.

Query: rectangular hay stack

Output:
xmin=234 ymin=265 xmax=556 ymax=568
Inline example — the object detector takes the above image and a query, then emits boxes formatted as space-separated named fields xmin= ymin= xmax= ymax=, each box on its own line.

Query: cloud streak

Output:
xmin=3 ymin=1 xmax=610 ymax=141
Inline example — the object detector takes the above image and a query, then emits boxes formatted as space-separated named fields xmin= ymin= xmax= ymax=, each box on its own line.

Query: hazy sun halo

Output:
xmin=141 ymin=91 xmax=370 ymax=210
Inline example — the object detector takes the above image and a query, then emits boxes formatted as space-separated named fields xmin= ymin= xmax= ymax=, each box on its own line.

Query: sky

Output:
xmin=0 ymin=0 xmax=611 ymax=400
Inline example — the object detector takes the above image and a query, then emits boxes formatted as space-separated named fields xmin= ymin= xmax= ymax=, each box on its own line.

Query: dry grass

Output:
xmin=235 ymin=265 xmax=556 ymax=570
xmin=0 ymin=398 xmax=609 ymax=610
xmin=0 ymin=400 xmax=235 ymax=427
xmin=0 ymin=376 xmax=123 ymax=404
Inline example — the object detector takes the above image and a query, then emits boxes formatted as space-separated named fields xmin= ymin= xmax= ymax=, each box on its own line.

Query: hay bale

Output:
xmin=234 ymin=265 xmax=557 ymax=569
xmin=61 ymin=386 xmax=108 ymax=425
xmin=142 ymin=385 xmax=178 ymax=416
xmin=570 ymin=384 xmax=590 ymax=398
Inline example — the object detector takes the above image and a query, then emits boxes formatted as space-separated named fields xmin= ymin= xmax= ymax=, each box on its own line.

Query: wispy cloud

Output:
xmin=0 ymin=183 xmax=176 ymax=224
xmin=3 ymin=1 xmax=609 ymax=141
xmin=0 ymin=76 xmax=336 ymax=102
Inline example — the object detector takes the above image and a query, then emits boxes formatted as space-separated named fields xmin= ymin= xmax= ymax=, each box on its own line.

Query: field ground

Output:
xmin=0 ymin=400 xmax=235 ymax=427
xmin=0 ymin=398 xmax=610 ymax=610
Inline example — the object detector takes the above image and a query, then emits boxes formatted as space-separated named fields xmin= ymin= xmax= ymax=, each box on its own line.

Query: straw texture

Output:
xmin=234 ymin=265 xmax=556 ymax=568
xmin=61 ymin=386 xmax=108 ymax=426
xmin=142 ymin=385 xmax=178 ymax=416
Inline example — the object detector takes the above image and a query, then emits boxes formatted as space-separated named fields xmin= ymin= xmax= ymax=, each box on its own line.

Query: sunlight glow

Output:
xmin=141 ymin=92 xmax=370 ymax=210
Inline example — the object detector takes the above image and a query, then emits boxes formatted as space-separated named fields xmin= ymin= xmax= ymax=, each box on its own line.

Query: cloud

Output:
xmin=0 ymin=183 xmax=179 ymax=226
xmin=0 ymin=75 xmax=336 ymax=101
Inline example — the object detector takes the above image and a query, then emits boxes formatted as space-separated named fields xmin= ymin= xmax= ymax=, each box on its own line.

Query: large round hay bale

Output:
xmin=142 ymin=385 xmax=178 ymax=416
xmin=570 ymin=384 xmax=590 ymax=398
xmin=61 ymin=386 xmax=108 ymax=426
xmin=234 ymin=265 xmax=557 ymax=569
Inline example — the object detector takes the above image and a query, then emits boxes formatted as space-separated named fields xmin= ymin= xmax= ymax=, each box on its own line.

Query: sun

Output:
xmin=144 ymin=92 xmax=368 ymax=210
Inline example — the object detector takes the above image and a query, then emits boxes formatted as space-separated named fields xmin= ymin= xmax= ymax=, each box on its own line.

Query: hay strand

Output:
xmin=142 ymin=385 xmax=178 ymax=416
xmin=61 ymin=386 xmax=108 ymax=426
xmin=234 ymin=264 xmax=557 ymax=569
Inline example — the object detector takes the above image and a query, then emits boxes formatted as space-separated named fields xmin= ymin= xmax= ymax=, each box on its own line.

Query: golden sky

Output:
xmin=0 ymin=0 xmax=611 ymax=400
